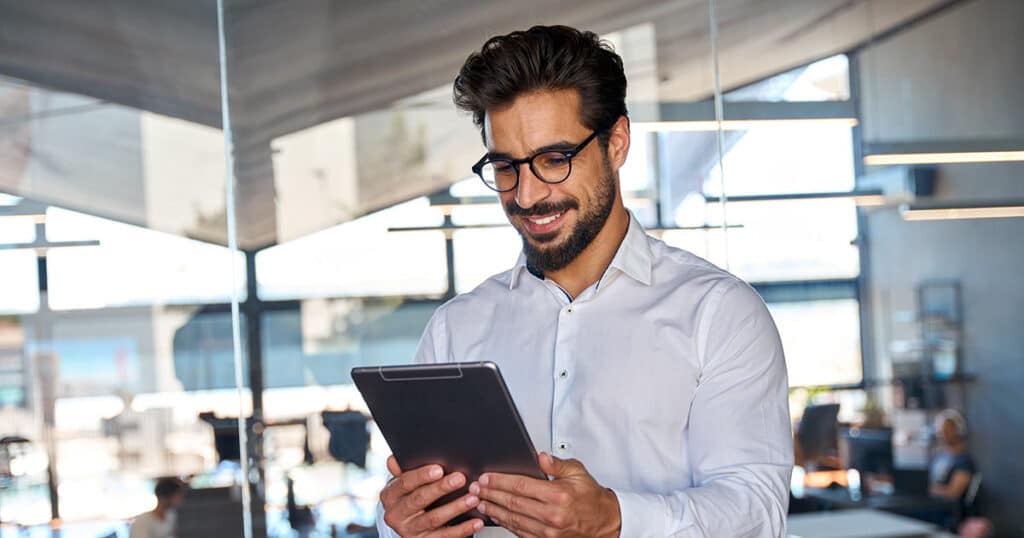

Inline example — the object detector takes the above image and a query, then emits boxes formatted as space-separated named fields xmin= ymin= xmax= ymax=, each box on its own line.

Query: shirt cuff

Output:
xmin=613 ymin=489 xmax=669 ymax=538
xmin=375 ymin=500 xmax=401 ymax=538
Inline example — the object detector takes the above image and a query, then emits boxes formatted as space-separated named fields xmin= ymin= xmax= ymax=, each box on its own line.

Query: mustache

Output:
xmin=504 ymin=199 xmax=579 ymax=218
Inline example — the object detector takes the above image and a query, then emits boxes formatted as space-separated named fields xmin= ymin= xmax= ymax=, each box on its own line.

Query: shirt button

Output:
xmin=565 ymin=306 xmax=573 ymax=314
xmin=558 ymin=369 xmax=569 ymax=380
xmin=556 ymin=441 xmax=570 ymax=452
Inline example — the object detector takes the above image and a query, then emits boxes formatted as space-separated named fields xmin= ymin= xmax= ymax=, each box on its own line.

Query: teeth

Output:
xmin=529 ymin=213 xmax=561 ymax=225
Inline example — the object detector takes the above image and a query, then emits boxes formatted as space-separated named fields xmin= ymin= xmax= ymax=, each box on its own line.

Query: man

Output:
xmin=129 ymin=477 xmax=185 ymax=538
xmin=378 ymin=25 xmax=792 ymax=537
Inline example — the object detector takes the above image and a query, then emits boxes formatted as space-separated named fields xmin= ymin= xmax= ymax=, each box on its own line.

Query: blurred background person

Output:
xmin=129 ymin=477 xmax=186 ymax=538
xmin=929 ymin=409 xmax=975 ymax=504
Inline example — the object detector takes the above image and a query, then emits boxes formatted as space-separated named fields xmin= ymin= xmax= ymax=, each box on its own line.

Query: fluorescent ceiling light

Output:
xmin=702 ymin=190 xmax=885 ymax=206
xmin=863 ymin=140 xmax=1024 ymax=166
xmin=900 ymin=202 xmax=1024 ymax=221
xmin=633 ymin=118 xmax=858 ymax=132
xmin=0 ymin=213 xmax=46 ymax=224
xmin=851 ymin=194 xmax=887 ymax=207
xmin=866 ymin=151 xmax=1024 ymax=166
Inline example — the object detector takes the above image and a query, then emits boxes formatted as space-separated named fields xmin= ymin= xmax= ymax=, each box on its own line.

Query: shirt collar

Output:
xmin=603 ymin=212 xmax=654 ymax=287
xmin=508 ymin=211 xmax=653 ymax=290
xmin=509 ymin=252 xmax=530 ymax=290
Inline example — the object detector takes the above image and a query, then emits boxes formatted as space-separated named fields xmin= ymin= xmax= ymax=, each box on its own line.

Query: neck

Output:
xmin=545 ymin=196 xmax=630 ymax=299
xmin=154 ymin=504 xmax=168 ymax=520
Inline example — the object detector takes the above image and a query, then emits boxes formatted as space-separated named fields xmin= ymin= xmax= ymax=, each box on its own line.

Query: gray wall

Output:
xmin=858 ymin=0 xmax=1024 ymax=535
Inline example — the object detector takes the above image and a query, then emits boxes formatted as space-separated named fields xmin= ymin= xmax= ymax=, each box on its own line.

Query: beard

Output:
xmin=505 ymin=164 xmax=617 ymax=275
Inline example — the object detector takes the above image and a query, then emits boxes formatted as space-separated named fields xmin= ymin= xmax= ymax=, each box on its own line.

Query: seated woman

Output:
xmin=929 ymin=409 xmax=975 ymax=502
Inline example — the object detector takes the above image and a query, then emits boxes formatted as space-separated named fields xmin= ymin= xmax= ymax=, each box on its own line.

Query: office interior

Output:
xmin=0 ymin=0 xmax=1021 ymax=536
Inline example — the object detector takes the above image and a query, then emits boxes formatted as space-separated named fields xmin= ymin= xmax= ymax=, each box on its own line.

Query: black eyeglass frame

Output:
xmin=471 ymin=130 xmax=602 ymax=193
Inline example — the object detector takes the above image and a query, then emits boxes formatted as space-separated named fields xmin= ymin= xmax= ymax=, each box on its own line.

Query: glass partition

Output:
xmin=0 ymin=2 xmax=246 ymax=536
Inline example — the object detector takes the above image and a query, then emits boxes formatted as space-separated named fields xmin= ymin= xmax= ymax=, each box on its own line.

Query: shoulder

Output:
xmin=647 ymin=235 xmax=766 ymax=316
xmin=954 ymin=452 xmax=977 ymax=471
xmin=428 ymin=268 xmax=518 ymax=327
xmin=130 ymin=512 xmax=155 ymax=528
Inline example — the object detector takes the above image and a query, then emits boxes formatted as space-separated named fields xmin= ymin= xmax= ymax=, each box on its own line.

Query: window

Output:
xmin=44 ymin=208 xmax=246 ymax=310
xmin=768 ymin=299 xmax=863 ymax=387
xmin=257 ymin=198 xmax=447 ymax=300
xmin=725 ymin=55 xmax=851 ymax=102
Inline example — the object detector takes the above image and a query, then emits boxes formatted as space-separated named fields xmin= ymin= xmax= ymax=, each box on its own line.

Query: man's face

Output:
xmin=483 ymin=90 xmax=621 ymax=273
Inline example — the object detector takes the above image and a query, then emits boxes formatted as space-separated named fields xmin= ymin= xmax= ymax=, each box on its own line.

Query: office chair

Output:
xmin=796 ymin=404 xmax=841 ymax=470
xmin=963 ymin=472 xmax=983 ymax=517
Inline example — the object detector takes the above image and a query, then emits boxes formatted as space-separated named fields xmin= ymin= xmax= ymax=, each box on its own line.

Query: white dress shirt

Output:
xmin=378 ymin=215 xmax=792 ymax=537
xmin=129 ymin=510 xmax=176 ymax=538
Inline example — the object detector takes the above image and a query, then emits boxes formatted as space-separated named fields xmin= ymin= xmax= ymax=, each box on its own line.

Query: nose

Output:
xmin=514 ymin=163 xmax=552 ymax=209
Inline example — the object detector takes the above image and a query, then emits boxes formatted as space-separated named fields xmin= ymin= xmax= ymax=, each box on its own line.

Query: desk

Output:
xmin=801 ymin=487 xmax=957 ymax=518
xmin=788 ymin=509 xmax=955 ymax=538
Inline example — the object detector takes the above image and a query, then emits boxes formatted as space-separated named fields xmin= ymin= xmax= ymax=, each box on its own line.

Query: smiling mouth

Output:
xmin=521 ymin=210 xmax=569 ymax=237
xmin=528 ymin=212 xmax=561 ymax=225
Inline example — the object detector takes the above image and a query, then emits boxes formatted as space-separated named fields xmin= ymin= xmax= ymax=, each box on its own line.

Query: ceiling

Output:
xmin=0 ymin=0 xmax=955 ymax=248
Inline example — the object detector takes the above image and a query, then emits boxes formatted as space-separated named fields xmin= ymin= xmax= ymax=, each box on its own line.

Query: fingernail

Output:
xmin=448 ymin=474 xmax=464 ymax=487
xmin=473 ymin=520 xmax=484 ymax=531
xmin=477 ymin=502 xmax=487 ymax=514
xmin=429 ymin=466 xmax=443 ymax=479
xmin=469 ymin=483 xmax=480 ymax=495
xmin=479 ymin=474 xmax=490 ymax=486
xmin=466 ymin=495 xmax=479 ymax=506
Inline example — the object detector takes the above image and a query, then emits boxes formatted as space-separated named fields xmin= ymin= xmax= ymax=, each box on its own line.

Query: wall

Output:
xmin=859 ymin=0 xmax=1024 ymax=535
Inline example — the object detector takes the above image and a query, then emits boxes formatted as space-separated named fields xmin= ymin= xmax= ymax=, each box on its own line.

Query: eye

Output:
xmin=486 ymin=161 xmax=516 ymax=177
xmin=538 ymin=153 xmax=570 ymax=168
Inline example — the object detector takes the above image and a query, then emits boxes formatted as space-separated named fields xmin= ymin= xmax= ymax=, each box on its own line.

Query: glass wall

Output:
xmin=0 ymin=3 xmax=248 ymax=536
xmin=2 ymin=0 xmax=1022 ymax=536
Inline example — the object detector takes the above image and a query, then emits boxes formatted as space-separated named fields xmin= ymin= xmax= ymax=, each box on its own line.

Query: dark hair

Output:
xmin=453 ymin=25 xmax=628 ymax=145
xmin=154 ymin=477 xmax=186 ymax=499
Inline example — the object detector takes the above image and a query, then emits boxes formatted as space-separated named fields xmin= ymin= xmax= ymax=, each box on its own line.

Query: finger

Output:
xmin=428 ymin=517 xmax=484 ymax=538
xmin=394 ymin=464 xmax=445 ymax=495
xmin=398 ymin=472 xmax=467 ymax=515
xmin=478 ymin=499 xmax=549 ymax=536
xmin=381 ymin=464 xmax=443 ymax=508
xmin=538 ymin=452 xmax=585 ymax=478
xmin=478 ymin=472 xmax=559 ymax=503
xmin=386 ymin=455 xmax=403 ymax=477
xmin=474 ymin=485 xmax=557 ymax=525
xmin=408 ymin=492 xmax=480 ymax=533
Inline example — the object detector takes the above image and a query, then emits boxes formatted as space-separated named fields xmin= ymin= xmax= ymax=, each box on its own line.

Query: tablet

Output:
xmin=351 ymin=361 xmax=546 ymax=526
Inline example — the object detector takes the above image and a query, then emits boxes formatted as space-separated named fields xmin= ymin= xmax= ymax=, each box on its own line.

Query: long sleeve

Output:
xmin=615 ymin=280 xmax=793 ymax=537
xmin=375 ymin=308 xmax=448 ymax=538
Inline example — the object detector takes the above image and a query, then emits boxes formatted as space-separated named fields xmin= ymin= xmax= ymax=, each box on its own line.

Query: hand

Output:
xmin=380 ymin=456 xmax=484 ymax=537
xmin=469 ymin=452 xmax=621 ymax=538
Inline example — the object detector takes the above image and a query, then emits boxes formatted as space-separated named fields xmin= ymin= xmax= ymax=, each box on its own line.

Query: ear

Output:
xmin=604 ymin=115 xmax=631 ymax=171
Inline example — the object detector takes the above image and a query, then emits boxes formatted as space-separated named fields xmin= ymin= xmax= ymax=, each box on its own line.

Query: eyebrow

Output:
xmin=485 ymin=139 xmax=578 ymax=160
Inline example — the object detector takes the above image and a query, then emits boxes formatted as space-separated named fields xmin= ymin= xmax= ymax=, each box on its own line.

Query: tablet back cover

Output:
xmin=352 ymin=361 xmax=545 ymax=525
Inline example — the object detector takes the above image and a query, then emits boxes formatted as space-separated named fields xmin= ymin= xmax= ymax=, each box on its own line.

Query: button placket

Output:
xmin=551 ymin=297 xmax=577 ymax=461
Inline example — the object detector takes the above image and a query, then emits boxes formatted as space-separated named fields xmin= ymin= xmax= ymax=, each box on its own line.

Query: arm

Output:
xmin=614 ymin=281 xmax=793 ymax=537
xmin=930 ymin=470 xmax=972 ymax=500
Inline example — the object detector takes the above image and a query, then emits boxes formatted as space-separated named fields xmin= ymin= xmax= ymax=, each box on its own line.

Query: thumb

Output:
xmin=386 ymin=455 xmax=402 ymax=477
xmin=539 ymin=452 xmax=585 ymax=478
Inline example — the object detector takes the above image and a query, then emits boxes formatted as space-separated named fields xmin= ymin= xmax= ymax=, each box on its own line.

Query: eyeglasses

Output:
xmin=471 ymin=130 xmax=601 ymax=193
